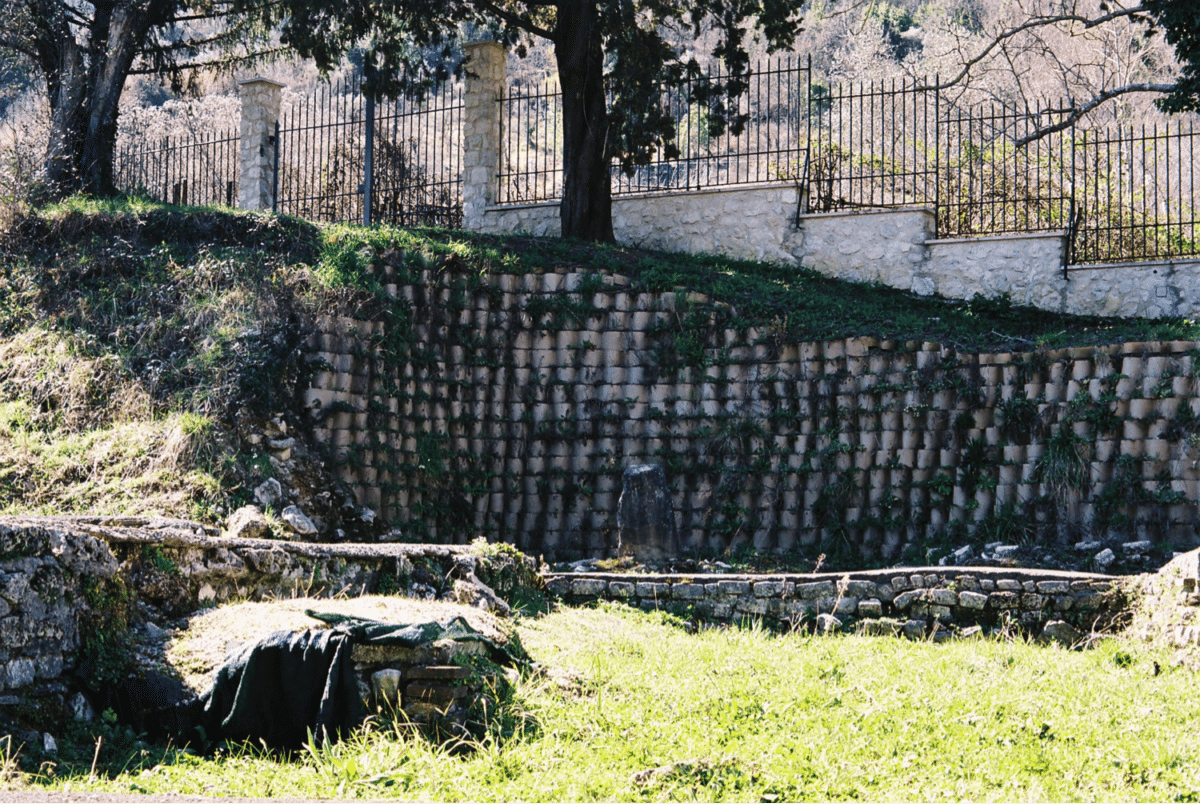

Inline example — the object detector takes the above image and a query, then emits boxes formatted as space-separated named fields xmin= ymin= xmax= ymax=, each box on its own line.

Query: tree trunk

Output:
xmin=554 ymin=0 xmax=615 ymax=242
xmin=39 ymin=0 xmax=156 ymax=198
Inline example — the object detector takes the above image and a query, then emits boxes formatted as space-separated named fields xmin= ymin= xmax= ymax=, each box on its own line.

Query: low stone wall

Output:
xmin=477 ymin=185 xmax=800 ymax=265
xmin=547 ymin=567 xmax=1128 ymax=638
xmin=0 ymin=516 xmax=541 ymax=695
xmin=794 ymin=208 xmax=932 ymax=289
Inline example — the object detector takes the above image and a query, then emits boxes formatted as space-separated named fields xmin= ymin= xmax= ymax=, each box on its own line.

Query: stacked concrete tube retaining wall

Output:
xmin=302 ymin=254 xmax=1200 ymax=562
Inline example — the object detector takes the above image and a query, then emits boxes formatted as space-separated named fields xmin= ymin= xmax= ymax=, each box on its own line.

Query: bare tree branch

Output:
xmin=917 ymin=5 xmax=1151 ymax=91
xmin=1015 ymin=81 xmax=1175 ymax=143
xmin=470 ymin=0 xmax=554 ymax=41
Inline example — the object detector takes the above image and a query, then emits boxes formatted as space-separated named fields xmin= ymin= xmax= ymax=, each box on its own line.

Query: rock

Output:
xmin=253 ymin=478 xmax=284 ymax=509
xmin=959 ymin=625 xmax=984 ymax=639
xmin=265 ymin=417 xmax=287 ymax=437
xmin=267 ymin=437 xmax=295 ymax=452
xmin=951 ymin=545 xmax=974 ymax=564
xmin=617 ymin=464 xmax=679 ymax=561
xmin=281 ymin=506 xmax=318 ymax=536
xmin=984 ymin=541 xmax=1004 ymax=551
xmin=71 ymin=692 xmax=95 ymax=722
xmin=903 ymin=619 xmax=927 ymax=639
xmin=1075 ymin=540 xmax=1104 ymax=551
xmin=5 ymin=658 xmax=34 ymax=689
xmin=224 ymin=505 xmax=271 ymax=539
xmin=42 ymin=733 xmax=56 ymax=754
xmin=379 ymin=528 xmax=403 ymax=542
xmin=1094 ymin=548 xmax=1116 ymax=569
xmin=816 ymin=613 xmax=841 ymax=634
xmin=360 ymin=508 xmax=376 ymax=525
xmin=1122 ymin=540 xmax=1153 ymax=554
xmin=957 ymin=590 xmax=988 ymax=610
xmin=143 ymin=622 xmax=166 ymax=639
xmin=370 ymin=669 xmax=402 ymax=709
xmin=1041 ymin=619 xmax=1084 ymax=647
xmin=993 ymin=545 xmax=1019 ymax=559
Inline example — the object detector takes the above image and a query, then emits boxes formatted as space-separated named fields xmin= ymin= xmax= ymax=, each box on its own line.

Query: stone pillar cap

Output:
xmin=238 ymin=76 xmax=286 ymax=88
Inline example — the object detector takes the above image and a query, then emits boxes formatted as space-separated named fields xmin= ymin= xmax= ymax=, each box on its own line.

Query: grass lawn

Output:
xmin=28 ymin=603 xmax=1200 ymax=802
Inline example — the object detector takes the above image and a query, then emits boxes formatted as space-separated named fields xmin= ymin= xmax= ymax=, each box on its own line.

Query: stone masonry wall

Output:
xmin=547 ymin=567 xmax=1127 ymax=639
xmin=301 ymin=253 xmax=1200 ymax=562
xmin=476 ymin=187 xmax=801 ymax=266
xmin=0 ymin=516 xmax=540 ymax=695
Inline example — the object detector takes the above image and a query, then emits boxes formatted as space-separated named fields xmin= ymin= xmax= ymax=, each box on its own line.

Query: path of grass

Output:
xmin=31 ymin=604 xmax=1200 ymax=802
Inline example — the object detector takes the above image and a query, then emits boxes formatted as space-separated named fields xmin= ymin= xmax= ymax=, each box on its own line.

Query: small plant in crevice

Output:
xmin=973 ymin=500 xmax=1035 ymax=545
xmin=1035 ymin=427 xmax=1091 ymax=500
xmin=998 ymin=395 xmax=1038 ymax=443
xmin=1164 ymin=400 xmax=1200 ymax=444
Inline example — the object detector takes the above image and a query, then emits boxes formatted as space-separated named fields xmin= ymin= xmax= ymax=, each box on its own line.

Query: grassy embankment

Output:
xmin=18 ymin=604 xmax=1198 ymax=801
xmin=2 ymin=195 xmax=1198 ymax=526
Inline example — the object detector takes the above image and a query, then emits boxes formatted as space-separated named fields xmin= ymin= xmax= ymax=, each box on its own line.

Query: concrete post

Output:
xmin=238 ymin=77 xmax=285 ymax=211
xmin=462 ymin=42 xmax=506 ymax=232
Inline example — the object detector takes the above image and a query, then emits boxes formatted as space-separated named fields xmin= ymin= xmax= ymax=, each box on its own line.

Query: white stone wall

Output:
xmin=1066 ymin=260 xmax=1200 ymax=319
xmin=924 ymin=232 xmax=1068 ymax=310
xmin=476 ymin=201 xmax=560 ymax=238
xmin=794 ymin=209 xmax=933 ymax=289
xmin=477 ymin=186 xmax=800 ymax=263
xmin=612 ymin=186 xmax=799 ymax=263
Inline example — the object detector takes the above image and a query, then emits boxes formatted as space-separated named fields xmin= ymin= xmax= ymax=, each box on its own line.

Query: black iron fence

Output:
xmin=112 ymin=57 xmax=1200 ymax=266
xmin=274 ymin=78 xmax=463 ymax=228
xmin=499 ymin=57 xmax=812 ymax=204
xmin=113 ymin=128 xmax=239 ymax=207
xmin=501 ymin=58 xmax=1200 ymax=265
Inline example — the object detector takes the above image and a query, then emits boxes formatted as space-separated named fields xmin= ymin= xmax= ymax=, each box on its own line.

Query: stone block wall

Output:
xmin=794 ymin=209 xmax=933 ymax=289
xmin=0 ymin=516 xmax=541 ymax=694
xmin=475 ymin=187 xmax=800 ymax=266
xmin=546 ymin=568 xmax=1127 ymax=637
xmin=301 ymin=254 xmax=1200 ymax=562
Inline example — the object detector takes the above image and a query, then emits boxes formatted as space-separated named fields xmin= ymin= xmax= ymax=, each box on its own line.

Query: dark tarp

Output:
xmin=97 ymin=614 xmax=514 ymax=751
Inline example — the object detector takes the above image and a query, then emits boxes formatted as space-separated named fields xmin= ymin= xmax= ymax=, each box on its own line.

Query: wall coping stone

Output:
xmin=926 ymin=230 xmax=1067 ymax=247
xmin=487 ymin=182 xmax=799 ymax=215
xmin=1069 ymin=258 xmax=1200 ymax=272
xmin=545 ymin=566 xmax=1116 ymax=586
xmin=798 ymin=207 xmax=933 ymax=221
xmin=0 ymin=515 xmax=474 ymax=562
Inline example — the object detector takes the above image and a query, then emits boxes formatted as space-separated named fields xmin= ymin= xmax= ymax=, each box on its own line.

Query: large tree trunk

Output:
xmin=555 ymin=0 xmax=615 ymax=242
xmin=38 ymin=0 xmax=156 ymax=198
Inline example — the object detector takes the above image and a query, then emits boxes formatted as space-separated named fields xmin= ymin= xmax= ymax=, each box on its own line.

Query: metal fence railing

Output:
xmin=936 ymin=104 xmax=1074 ymax=239
xmin=114 ymin=128 xmax=239 ymax=207
xmin=274 ymin=78 xmax=463 ymax=227
xmin=1072 ymin=122 xmax=1200 ymax=265
xmin=112 ymin=55 xmax=1200 ymax=267
xmin=806 ymin=78 xmax=937 ymax=213
xmin=499 ymin=57 xmax=812 ymax=204
xmin=498 ymin=57 xmax=1200 ymax=265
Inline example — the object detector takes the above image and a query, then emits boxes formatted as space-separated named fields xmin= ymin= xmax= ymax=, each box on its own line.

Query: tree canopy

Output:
xmin=261 ymin=0 xmax=810 ymax=241
xmin=0 ymin=0 xmax=272 ymax=197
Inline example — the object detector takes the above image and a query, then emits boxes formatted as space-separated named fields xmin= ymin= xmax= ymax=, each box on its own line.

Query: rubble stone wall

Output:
xmin=547 ymin=568 xmax=1127 ymax=638
xmin=0 ymin=516 xmax=540 ymax=694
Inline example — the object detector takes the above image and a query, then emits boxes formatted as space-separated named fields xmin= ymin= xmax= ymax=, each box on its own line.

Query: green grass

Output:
xmin=312 ymin=220 xmax=1200 ymax=353
xmin=26 ymin=604 xmax=1200 ymax=801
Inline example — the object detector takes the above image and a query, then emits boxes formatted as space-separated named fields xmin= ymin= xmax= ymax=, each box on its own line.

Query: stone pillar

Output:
xmin=238 ymin=77 xmax=285 ymax=211
xmin=617 ymin=464 xmax=679 ymax=561
xmin=462 ymin=41 xmax=506 ymax=232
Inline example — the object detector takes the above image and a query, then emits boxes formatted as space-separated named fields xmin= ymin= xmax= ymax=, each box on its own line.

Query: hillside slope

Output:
xmin=1 ymin=197 xmax=1196 ymax=547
